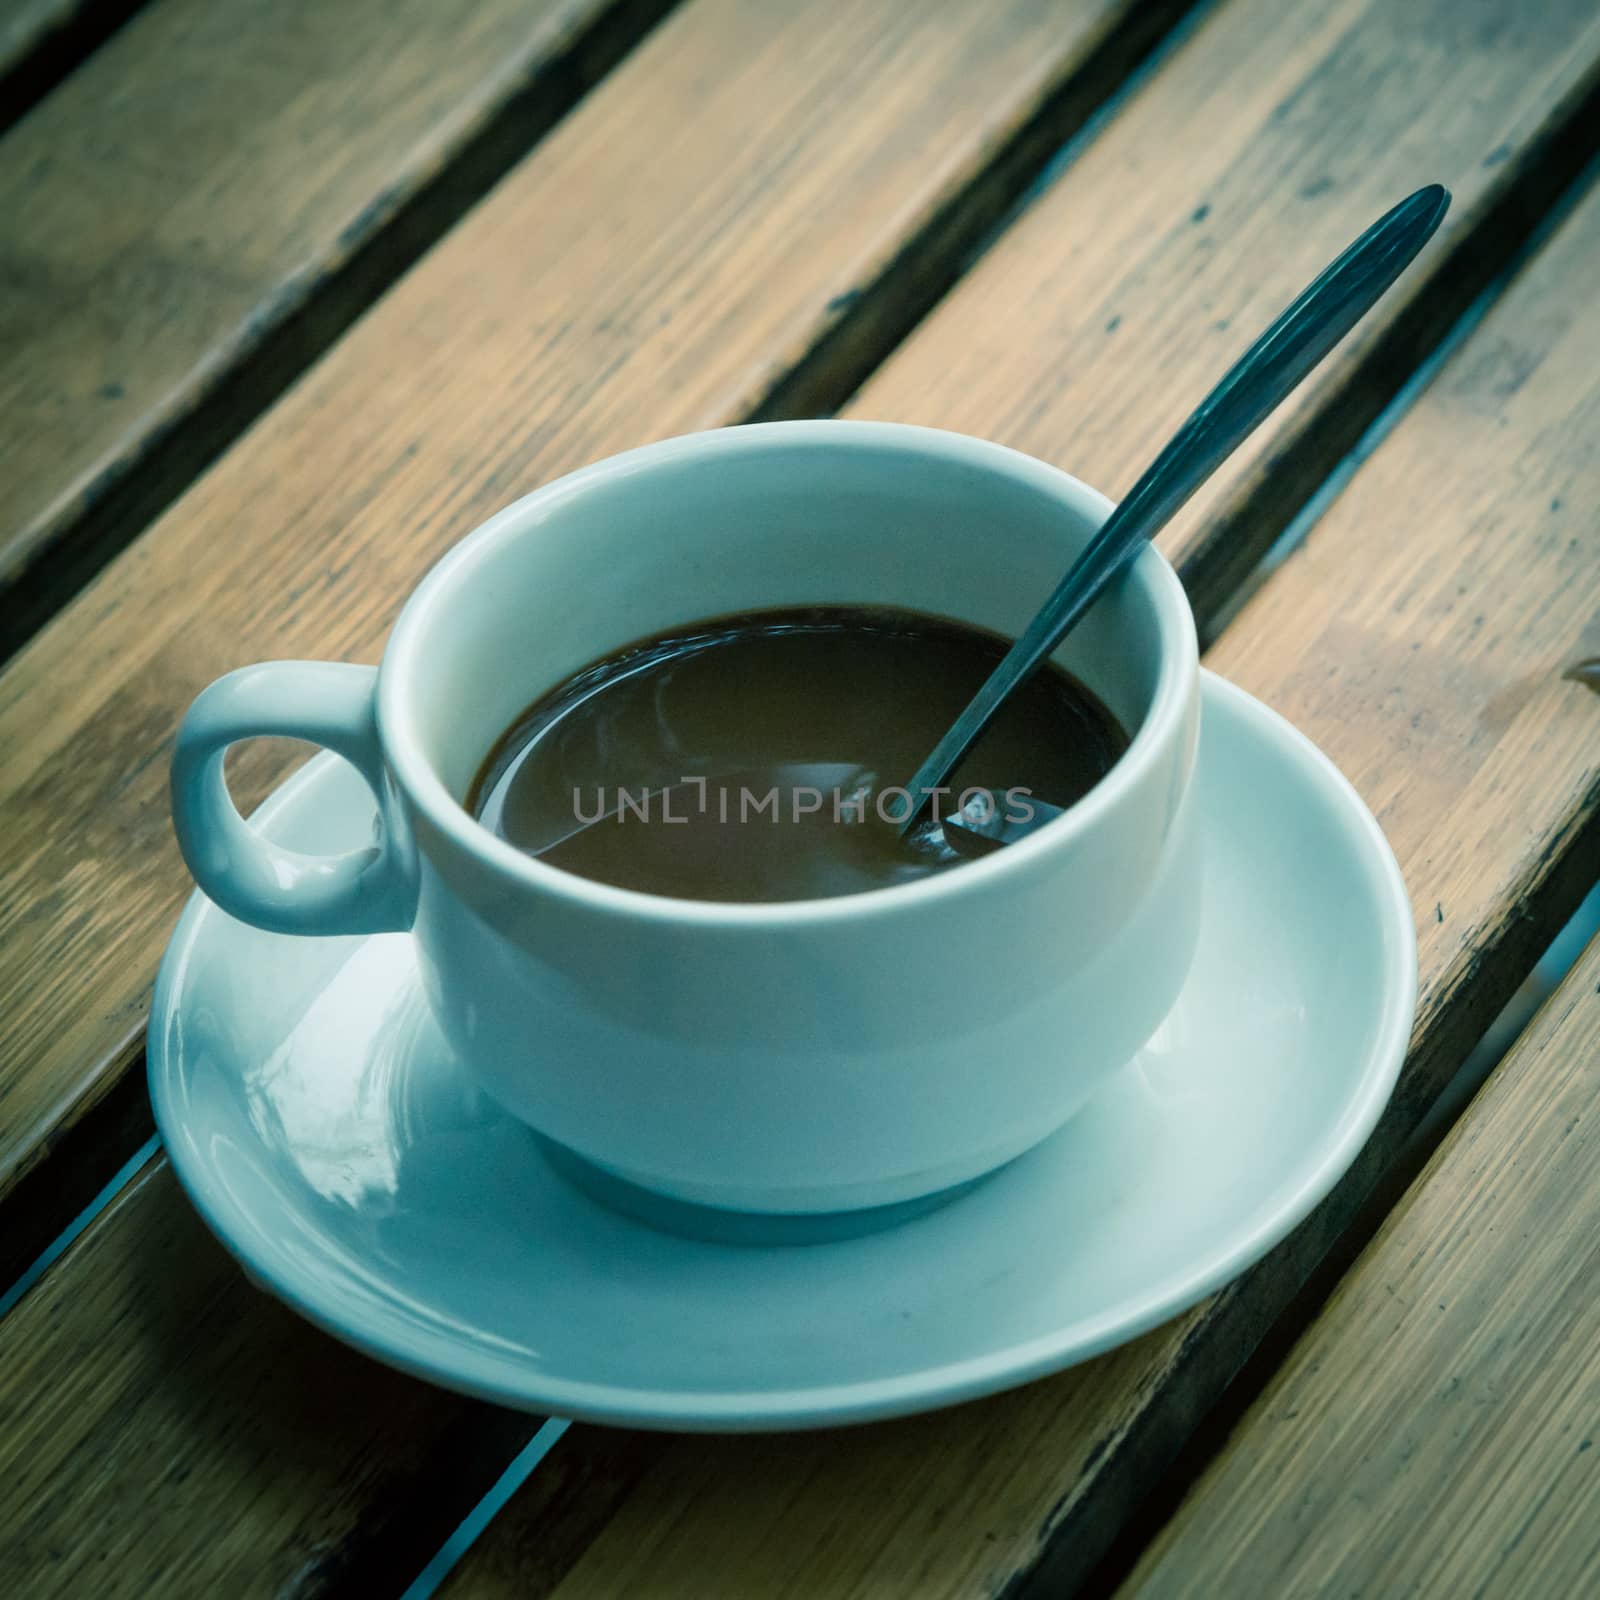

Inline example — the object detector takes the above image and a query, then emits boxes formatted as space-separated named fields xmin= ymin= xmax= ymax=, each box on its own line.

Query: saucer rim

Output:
xmin=149 ymin=670 xmax=1418 ymax=1430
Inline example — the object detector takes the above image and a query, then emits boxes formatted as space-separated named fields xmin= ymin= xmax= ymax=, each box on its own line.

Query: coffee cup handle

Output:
xmin=170 ymin=661 xmax=416 ymax=936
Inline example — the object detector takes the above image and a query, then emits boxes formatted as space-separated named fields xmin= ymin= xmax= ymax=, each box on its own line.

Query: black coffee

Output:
xmin=469 ymin=606 xmax=1127 ymax=902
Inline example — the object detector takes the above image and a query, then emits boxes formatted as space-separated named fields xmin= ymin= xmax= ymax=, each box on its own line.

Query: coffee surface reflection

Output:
xmin=469 ymin=606 xmax=1127 ymax=902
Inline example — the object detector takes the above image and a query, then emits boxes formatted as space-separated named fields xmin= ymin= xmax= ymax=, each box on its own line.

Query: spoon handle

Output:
xmin=900 ymin=183 xmax=1450 ymax=829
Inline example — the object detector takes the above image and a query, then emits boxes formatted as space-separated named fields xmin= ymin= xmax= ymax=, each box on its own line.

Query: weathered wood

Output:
xmin=0 ymin=0 xmax=678 ymax=629
xmin=0 ymin=0 xmax=1179 ymax=1589
xmin=0 ymin=0 xmax=1170 ymax=1284
xmin=0 ymin=1158 xmax=539 ymax=1598
xmin=439 ymin=75 xmax=1600 ymax=1600
xmin=1122 ymin=933 xmax=1600 ymax=1598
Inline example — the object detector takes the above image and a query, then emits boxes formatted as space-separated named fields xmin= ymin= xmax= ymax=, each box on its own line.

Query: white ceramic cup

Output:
xmin=171 ymin=422 xmax=1202 ymax=1219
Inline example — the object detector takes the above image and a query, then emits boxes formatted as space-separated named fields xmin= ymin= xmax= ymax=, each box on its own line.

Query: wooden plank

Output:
xmin=0 ymin=0 xmax=1175 ymax=1282
xmin=438 ymin=69 xmax=1600 ymax=1600
xmin=1122 ymin=933 xmax=1600 ymax=1598
xmin=0 ymin=1157 xmax=538 ymax=1597
xmin=0 ymin=0 xmax=678 ymax=634
xmin=850 ymin=0 xmax=1600 ymax=634
xmin=0 ymin=1 xmax=1181 ymax=1591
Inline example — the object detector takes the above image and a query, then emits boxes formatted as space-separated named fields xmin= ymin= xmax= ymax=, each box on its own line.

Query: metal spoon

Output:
xmin=900 ymin=183 xmax=1451 ymax=834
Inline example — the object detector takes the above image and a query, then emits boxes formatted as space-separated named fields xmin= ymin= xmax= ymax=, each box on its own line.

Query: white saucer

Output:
xmin=150 ymin=671 xmax=1415 ymax=1431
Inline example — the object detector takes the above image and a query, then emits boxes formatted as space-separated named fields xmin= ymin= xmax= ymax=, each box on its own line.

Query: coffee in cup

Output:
xmin=471 ymin=604 xmax=1127 ymax=902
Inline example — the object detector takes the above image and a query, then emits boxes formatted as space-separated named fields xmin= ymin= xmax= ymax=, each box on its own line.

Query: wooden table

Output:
xmin=3 ymin=0 xmax=1599 ymax=1593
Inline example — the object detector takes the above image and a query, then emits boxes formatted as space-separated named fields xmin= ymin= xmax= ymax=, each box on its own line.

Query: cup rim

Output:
xmin=378 ymin=420 xmax=1197 ymax=927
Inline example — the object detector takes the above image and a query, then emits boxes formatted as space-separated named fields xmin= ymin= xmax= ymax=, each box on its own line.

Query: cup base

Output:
xmin=534 ymin=1135 xmax=1005 ymax=1246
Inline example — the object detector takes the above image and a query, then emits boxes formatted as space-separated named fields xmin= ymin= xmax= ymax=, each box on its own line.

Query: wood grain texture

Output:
xmin=0 ymin=0 xmax=1171 ymax=1590
xmin=1123 ymin=932 xmax=1600 ymax=1598
xmin=0 ymin=0 xmax=1163 ymax=1283
xmin=0 ymin=1158 xmax=539 ymax=1598
xmin=0 ymin=0 xmax=674 ymax=609
xmin=850 ymin=0 xmax=1600 ymax=635
xmin=440 ymin=88 xmax=1600 ymax=1600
